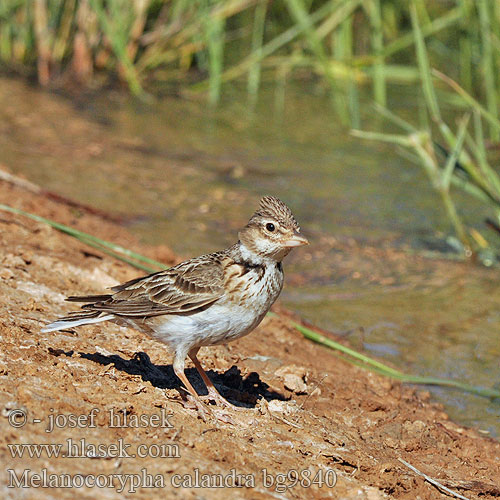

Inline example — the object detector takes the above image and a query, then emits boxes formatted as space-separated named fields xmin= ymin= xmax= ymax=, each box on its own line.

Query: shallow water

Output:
xmin=2 ymin=77 xmax=499 ymax=435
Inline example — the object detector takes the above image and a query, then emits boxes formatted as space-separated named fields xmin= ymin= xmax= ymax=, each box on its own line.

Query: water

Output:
xmin=1 ymin=76 xmax=499 ymax=435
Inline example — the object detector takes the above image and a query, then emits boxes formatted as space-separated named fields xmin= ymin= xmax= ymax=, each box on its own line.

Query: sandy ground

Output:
xmin=1 ymin=176 xmax=499 ymax=500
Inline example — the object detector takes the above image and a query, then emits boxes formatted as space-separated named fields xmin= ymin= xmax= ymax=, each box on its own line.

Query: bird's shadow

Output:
xmin=60 ymin=350 xmax=286 ymax=408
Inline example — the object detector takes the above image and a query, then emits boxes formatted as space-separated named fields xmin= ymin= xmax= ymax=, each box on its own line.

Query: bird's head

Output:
xmin=238 ymin=196 xmax=309 ymax=262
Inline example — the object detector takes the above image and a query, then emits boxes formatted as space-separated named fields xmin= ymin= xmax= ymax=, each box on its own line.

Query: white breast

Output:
xmin=141 ymin=262 xmax=283 ymax=355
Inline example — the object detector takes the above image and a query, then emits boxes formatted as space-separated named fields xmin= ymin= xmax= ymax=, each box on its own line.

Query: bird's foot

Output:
xmin=179 ymin=393 xmax=212 ymax=422
xmin=199 ymin=388 xmax=247 ymax=411
xmin=180 ymin=391 xmax=235 ymax=424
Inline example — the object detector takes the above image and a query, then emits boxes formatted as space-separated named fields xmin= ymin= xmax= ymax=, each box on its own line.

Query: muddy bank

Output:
xmin=0 ymin=177 xmax=499 ymax=500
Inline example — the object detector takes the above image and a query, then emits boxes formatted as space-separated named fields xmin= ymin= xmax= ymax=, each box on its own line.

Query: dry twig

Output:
xmin=398 ymin=458 xmax=471 ymax=500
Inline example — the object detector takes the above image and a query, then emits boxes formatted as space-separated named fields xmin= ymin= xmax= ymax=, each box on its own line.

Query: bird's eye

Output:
xmin=266 ymin=223 xmax=275 ymax=232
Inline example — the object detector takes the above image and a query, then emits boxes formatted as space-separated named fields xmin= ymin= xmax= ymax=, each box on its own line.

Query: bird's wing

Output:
xmin=81 ymin=254 xmax=226 ymax=317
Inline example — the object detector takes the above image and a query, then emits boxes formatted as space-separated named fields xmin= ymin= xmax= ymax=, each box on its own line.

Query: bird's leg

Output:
xmin=172 ymin=355 xmax=212 ymax=421
xmin=188 ymin=348 xmax=245 ymax=410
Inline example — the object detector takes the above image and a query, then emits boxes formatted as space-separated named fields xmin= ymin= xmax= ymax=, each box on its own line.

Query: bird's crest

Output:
xmin=251 ymin=196 xmax=299 ymax=230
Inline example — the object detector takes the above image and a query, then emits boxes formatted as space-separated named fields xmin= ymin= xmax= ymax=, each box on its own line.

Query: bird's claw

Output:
xmin=199 ymin=389 xmax=247 ymax=411
xmin=179 ymin=393 xmax=212 ymax=422
xmin=179 ymin=391 xmax=236 ymax=423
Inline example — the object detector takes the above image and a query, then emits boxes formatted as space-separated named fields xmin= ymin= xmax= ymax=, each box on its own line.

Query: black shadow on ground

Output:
xmin=49 ymin=348 xmax=286 ymax=408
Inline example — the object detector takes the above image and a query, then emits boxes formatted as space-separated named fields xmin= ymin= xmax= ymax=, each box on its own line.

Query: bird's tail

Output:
xmin=42 ymin=311 xmax=114 ymax=333
xmin=42 ymin=293 xmax=115 ymax=333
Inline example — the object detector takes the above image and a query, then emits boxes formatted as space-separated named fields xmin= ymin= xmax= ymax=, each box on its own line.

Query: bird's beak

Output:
xmin=283 ymin=231 xmax=309 ymax=248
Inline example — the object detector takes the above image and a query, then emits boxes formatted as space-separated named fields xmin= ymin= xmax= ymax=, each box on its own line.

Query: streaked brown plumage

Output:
xmin=43 ymin=196 xmax=308 ymax=418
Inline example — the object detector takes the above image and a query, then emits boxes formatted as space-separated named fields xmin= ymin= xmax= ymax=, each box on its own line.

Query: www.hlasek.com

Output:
xmin=6 ymin=407 xmax=178 ymax=460
xmin=8 ymin=468 xmax=337 ymax=493
xmin=6 ymin=407 xmax=337 ymax=493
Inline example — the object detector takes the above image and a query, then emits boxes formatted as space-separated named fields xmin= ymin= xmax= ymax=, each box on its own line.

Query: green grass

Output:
xmin=0 ymin=203 xmax=165 ymax=272
xmin=0 ymin=0 xmax=498 ymax=127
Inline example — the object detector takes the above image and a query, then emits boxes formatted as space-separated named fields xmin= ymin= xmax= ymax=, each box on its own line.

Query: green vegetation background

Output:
xmin=2 ymin=0 xmax=500 ymax=257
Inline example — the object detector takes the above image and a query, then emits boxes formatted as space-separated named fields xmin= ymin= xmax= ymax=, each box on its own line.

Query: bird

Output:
xmin=42 ymin=196 xmax=309 ymax=418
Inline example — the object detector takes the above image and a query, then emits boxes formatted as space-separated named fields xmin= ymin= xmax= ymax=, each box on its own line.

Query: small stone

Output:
xmin=275 ymin=364 xmax=309 ymax=394
xmin=383 ymin=437 xmax=398 ymax=449
xmin=0 ymin=268 xmax=14 ymax=280
xmin=267 ymin=400 xmax=299 ymax=415
xmin=283 ymin=374 xmax=308 ymax=394
xmin=403 ymin=419 xmax=426 ymax=436
xmin=2 ymin=254 xmax=25 ymax=269
xmin=20 ymin=250 xmax=33 ymax=264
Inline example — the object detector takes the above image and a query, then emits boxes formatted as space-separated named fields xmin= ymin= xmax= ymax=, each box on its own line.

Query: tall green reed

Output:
xmin=1 ymin=0 xmax=498 ymax=124
xmin=354 ymin=0 xmax=500 ymax=259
